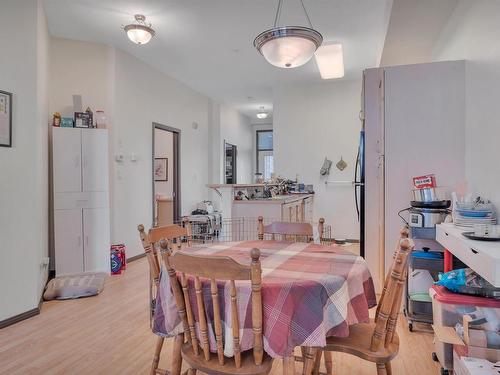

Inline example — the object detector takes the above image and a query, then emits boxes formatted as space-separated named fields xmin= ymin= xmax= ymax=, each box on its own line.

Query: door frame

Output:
xmin=152 ymin=122 xmax=181 ymax=226
xmin=223 ymin=140 xmax=237 ymax=184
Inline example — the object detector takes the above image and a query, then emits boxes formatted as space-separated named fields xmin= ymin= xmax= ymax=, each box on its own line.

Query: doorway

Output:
xmin=152 ymin=123 xmax=180 ymax=227
xmin=224 ymin=141 xmax=237 ymax=184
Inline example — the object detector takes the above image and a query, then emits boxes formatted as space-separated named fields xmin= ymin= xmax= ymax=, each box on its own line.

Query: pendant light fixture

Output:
xmin=256 ymin=106 xmax=269 ymax=119
xmin=254 ymin=0 xmax=322 ymax=69
xmin=124 ymin=14 xmax=155 ymax=45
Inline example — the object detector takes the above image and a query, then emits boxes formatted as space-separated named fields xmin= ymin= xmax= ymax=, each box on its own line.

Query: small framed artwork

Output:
xmin=0 ymin=90 xmax=12 ymax=147
xmin=154 ymin=158 xmax=168 ymax=181
xmin=74 ymin=112 xmax=91 ymax=128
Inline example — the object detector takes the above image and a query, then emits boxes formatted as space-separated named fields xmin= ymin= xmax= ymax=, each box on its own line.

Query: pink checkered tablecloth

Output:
xmin=153 ymin=240 xmax=376 ymax=358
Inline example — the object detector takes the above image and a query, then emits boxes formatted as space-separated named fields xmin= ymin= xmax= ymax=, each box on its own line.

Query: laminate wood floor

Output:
xmin=0 ymin=257 xmax=440 ymax=374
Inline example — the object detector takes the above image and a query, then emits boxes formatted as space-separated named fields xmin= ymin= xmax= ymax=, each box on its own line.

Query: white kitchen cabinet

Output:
xmin=54 ymin=209 xmax=84 ymax=275
xmin=82 ymin=130 xmax=109 ymax=192
xmin=52 ymin=127 xmax=110 ymax=275
xmin=52 ymin=128 xmax=82 ymax=193
xmin=83 ymin=208 xmax=110 ymax=273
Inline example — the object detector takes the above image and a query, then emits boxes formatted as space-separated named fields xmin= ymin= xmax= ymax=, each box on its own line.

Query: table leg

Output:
xmin=444 ymin=248 xmax=452 ymax=272
xmin=283 ymin=355 xmax=295 ymax=375
xmin=323 ymin=351 xmax=333 ymax=375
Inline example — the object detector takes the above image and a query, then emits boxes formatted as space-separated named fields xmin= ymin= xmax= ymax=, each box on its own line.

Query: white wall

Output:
xmin=0 ymin=0 xmax=49 ymax=321
xmin=273 ymin=80 xmax=362 ymax=238
xmin=432 ymin=1 xmax=500 ymax=209
xmin=112 ymin=48 xmax=211 ymax=258
xmin=49 ymin=40 xmax=213 ymax=259
xmin=219 ymin=105 xmax=253 ymax=184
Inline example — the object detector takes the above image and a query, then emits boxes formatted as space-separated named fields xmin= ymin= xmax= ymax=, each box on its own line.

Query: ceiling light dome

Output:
xmin=124 ymin=14 xmax=155 ymax=45
xmin=254 ymin=0 xmax=322 ymax=68
xmin=256 ymin=107 xmax=269 ymax=119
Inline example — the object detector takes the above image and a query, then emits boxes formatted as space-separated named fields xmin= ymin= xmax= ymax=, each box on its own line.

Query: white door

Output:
xmin=53 ymin=128 xmax=82 ymax=193
xmin=82 ymin=130 xmax=109 ymax=192
xmin=54 ymin=209 xmax=84 ymax=275
xmin=83 ymin=207 xmax=110 ymax=273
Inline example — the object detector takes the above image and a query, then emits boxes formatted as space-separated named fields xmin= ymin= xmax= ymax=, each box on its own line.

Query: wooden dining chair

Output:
xmin=137 ymin=219 xmax=192 ymax=375
xmin=162 ymin=246 xmax=274 ymax=375
xmin=257 ymin=216 xmax=325 ymax=243
xmin=302 ymin=237 xmax=414 ymax=375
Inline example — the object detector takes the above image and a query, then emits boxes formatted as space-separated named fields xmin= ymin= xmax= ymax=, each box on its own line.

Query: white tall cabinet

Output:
xmin=364 ymin=60 xmax=466 ymax=287
xmin=52 ymin=128 xmax=110 ymax=275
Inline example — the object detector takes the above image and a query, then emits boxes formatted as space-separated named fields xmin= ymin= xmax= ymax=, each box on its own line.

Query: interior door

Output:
xmin=82 ymin=129 xmax=109 ymax=192
xmin=53 ymin=128 xmax=82 ymax=193
xmin=54 ymin=209 xmax=84 ymax=275
xmin=83 ymin=207 xmax=110 ymax=273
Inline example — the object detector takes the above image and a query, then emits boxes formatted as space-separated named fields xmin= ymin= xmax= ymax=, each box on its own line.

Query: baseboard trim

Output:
xmin=127 ymin=253 xmax=146 ymax=263
xmin=0 ymin=306 xmax=40 ymax=329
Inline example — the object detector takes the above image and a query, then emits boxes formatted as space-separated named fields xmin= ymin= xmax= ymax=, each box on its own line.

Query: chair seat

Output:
xmin=181 ymin=343 xmax=274 ymax=375
xmin=324 ymin=321 xmax=399 ymax=364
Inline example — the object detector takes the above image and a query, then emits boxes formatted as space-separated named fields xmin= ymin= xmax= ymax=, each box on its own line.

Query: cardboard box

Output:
xmin=453 ymin=354 xmax=500 ymax=375
xmin=433 ymin=315 xmax=500 ymax=373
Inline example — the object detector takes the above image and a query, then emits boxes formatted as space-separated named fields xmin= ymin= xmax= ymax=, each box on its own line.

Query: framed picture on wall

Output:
xmin=0 ymin=90 xmax=12 ymax=147
xmin=154 ymin=158 xmax=168 ymax=181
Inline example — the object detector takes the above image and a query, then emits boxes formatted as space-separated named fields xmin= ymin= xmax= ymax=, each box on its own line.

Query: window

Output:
xmin=256 ymin=130 xmax=274 ymax=180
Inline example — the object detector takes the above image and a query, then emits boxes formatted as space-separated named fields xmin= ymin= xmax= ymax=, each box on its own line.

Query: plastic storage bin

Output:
xmin=430 ymin=285 xmax=500 ymax=373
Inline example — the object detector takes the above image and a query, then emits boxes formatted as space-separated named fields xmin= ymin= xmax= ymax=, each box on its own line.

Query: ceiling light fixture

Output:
xmin=254 ymin=0 xmax=322 ymax=69
xmin=124 ymin=14 xmax=155 ymax=45
xmin=256 ymin=107 xmax=269 ymax=119
xmin=314 ymin=43 xmax=345 ymax=79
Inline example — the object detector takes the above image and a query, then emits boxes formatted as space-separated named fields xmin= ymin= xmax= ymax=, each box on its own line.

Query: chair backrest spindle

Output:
xmin=370 ymin=237 xmax=412 ymax=352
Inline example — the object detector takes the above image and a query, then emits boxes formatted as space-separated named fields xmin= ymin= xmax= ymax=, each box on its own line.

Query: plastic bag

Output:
xmin=435 ymin=268 xmax=468 ymax=292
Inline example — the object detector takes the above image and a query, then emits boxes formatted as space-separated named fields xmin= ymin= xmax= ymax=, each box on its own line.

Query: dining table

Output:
xmin=153 ymin=239 xmax=376 ymax=374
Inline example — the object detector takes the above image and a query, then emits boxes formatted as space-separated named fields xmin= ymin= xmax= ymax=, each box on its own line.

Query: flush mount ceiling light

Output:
xmin=256 ymin=107 xmax=269 ymax=119
xmin=254 ymin=0 xmax=322 ymax=69
xmin=124 ymin=14 xmax=155 ymax=45
xmin=315 ymin=43 xmax=345 ymax=79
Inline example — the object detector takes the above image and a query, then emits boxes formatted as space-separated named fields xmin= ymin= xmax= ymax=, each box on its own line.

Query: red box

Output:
xmin=413 ymin=174 xmax=436 ymax=189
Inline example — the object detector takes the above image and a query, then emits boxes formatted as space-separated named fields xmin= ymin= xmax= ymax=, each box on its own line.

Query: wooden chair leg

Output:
xmin=312 ymin=350 xmax=322 ymax=375
xmin=151 ymin=336 xmax=164 ymax=375
xmin=171 ymin=334 xmax=183 ymax=375
xmin=283 ymin=355 xmax=295 ymax=375
xmin=302 ymin=347 xmax=318 ymax=375
xmin=376 ymin=363 xmax=387 ymax=375
xmin=385 ymin=361 xmax=392 ymax=375
xmin=323 ymin=351 xmax=333 ymax=375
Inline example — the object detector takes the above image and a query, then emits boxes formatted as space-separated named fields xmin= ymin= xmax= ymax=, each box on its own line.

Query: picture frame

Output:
xmin=154 ymin=158 xmax=168 ymax=181
xmin=0 ymin=90 xmax=12 ymax=147
xmin=74 ymin=112 xmax=91 ymax=128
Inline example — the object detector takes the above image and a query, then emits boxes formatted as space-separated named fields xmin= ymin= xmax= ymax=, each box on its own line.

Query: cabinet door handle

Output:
xmin=471 ymin=248 xmax=478 ymax=254
xmin=77 ymin=236 xmax=82 ymax=246
xmin=85 ymin=236 xmax=89 ymax=246
xmin=74 ymin=156 xmax=80 ymax=168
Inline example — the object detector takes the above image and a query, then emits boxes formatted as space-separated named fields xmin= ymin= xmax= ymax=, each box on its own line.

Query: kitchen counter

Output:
xmin=207 ymin=183 xmax=314 ymax=221
xmin=233 ymin=194 xmax=314 ymax=205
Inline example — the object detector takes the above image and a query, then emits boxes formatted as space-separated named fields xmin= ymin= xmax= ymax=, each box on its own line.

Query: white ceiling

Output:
xmin=43 ymin=0 xmax=393 ymax=118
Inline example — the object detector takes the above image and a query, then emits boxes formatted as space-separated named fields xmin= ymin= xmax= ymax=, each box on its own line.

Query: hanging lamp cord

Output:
xmin=273 ymin=0 xmax=284 ymax=27
xmin=273 ymin=0 xmax=314 ymax=28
